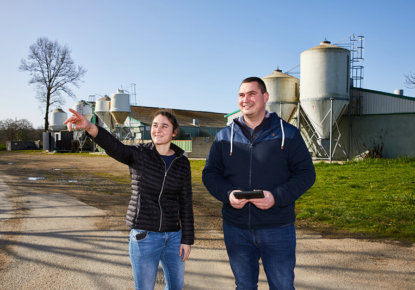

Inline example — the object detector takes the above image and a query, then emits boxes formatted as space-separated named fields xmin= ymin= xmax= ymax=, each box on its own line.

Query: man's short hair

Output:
xmin=241 ymin=77 xmax=267 ymax=93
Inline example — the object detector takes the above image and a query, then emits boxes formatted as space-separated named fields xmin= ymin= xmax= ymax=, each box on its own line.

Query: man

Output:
xmin=202 ymin=77 xmax=315 ymax=289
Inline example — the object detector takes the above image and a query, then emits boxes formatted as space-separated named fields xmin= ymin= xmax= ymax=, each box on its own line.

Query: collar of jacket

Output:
xmin=233 ymin=112 xmax=273 ymax=141
xmin=228 ymin=112 xmax=285 ymax=155
xmin=145 ymin=141 xmax=185 ymax=157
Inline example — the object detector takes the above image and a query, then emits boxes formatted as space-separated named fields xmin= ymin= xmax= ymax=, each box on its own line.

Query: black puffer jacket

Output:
xmin=91 ymin=126 xmax=194 ymax=245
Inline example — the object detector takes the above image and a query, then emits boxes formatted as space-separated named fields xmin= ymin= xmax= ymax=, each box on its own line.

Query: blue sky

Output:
xmin=1 ymin=0 xmax=414 ymax=128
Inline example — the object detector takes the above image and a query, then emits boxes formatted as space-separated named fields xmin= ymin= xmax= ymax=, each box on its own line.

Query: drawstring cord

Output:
xmin=280 ymin=119 xmax=285 ymax=150
xmin=230 ymin=122 xmax=234 ymax=156
xmin=229 ymin=118 xmax=286 ymax=155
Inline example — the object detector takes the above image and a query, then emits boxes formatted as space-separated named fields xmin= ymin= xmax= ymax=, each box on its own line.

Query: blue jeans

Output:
xmin=129 ymin=228 xmax=185 ymax=290
xmin=223 ymin=222 xmax=296 ymax=290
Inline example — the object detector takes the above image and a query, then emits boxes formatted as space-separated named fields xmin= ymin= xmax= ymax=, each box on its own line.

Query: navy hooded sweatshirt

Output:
xmin=202 ymin=112 xmax=316 ymax=229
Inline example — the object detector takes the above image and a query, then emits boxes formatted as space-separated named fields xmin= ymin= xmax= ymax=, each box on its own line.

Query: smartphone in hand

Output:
xmin=233 ymin=190 xmax=264 ymax=199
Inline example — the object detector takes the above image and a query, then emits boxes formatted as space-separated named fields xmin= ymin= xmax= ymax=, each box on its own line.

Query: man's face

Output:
xmin=238 ymin=81 xmax=269 ymax=118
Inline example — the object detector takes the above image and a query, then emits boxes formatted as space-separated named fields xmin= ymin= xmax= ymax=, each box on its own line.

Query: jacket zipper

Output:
xmin=158 ymin=170 xmax=167 ymax=231
xmin=249 ymin=142 xmax=253 ymax=189
xmin=248 ymin=141 xmax=254 ymax=229
xmin=158 ymin=155 xmax=180 ymax=232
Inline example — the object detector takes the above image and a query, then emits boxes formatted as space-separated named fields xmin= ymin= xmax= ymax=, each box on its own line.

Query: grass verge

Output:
xmin=296 ymin=158 xmax=415 ymax=242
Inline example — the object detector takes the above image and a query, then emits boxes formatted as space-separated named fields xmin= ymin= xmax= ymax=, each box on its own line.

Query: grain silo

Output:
xmin=45 ymin=108 xmax=73 ymax=152
xmin=49 ymin=108 xmax=67 ymax=131
xmin=300 ymin=40 xmax=350 ymax=159
xmin=110 ymin=89 xmax=131 ymax=125
xmin=262 ymin=69 xmax=299 ymax=122
xmin=95 ymin=95 xmax=113 ymax=129
xmin=71 ymin=100 xmax=94 ymax=152
xmin=72 ymin=100 xmax=93 ymax=121
xmin=45 ymin=108 xmax=67 ymax=152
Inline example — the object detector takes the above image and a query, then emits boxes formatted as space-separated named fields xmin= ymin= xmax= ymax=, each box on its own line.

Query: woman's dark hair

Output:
xmin=152 ymin=109 xmax=179 ymax=132
xmin=241 ymin=77 xmax=267 ymax=93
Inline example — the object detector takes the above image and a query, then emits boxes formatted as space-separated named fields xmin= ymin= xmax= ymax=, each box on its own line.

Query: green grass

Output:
xmin=190 ymin=158 xmax=415 ymax=243
xmin=190 ymin=160 xmax=206 ymax=185
xmin=296 ymin=158 xmax=415 ymax=242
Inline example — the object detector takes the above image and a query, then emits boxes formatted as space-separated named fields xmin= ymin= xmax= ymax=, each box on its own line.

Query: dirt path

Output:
xmin=0 ymin=152 xmax=414 ymax=289
xmin=0 ymin=176 xmax=132 ymax=289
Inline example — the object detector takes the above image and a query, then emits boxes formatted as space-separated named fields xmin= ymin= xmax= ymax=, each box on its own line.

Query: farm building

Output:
xmin=46 ymin=37 xmax=415 ymax=160
xmin=225 ymin=39 xmax=415 ymax=160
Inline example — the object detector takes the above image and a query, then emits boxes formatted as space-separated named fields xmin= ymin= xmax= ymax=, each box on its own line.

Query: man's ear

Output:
xmin=264 ymin=92 xmax=270 ymax=103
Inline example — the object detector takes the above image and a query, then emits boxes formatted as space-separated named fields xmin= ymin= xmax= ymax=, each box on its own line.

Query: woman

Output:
xmin=64 ymin=108 xmax=194 ymax=290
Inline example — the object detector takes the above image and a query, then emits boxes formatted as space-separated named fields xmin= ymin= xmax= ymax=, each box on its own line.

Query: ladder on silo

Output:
xmin=350 ymin=34 xmax=365 ymax=88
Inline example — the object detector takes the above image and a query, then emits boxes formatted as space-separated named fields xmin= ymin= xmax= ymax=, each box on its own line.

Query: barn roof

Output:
xmin=129 ymin=105 xmax=227 ymax=127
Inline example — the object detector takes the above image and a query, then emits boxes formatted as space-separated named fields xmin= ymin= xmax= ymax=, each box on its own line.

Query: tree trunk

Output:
xmin=44 ymin=90 xmax=52 ymax=132
xmin=44 ymin=110 xmax=49 ymax=132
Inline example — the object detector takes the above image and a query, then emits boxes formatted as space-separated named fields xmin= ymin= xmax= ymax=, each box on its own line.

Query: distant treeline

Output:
xmin=0 ymin=118 xmax=43 ymax=143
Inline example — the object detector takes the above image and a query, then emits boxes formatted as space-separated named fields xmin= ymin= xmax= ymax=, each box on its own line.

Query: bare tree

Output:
xmin=20 ymin=37 xmax=86 ymax=131
xmin=405 ymin=72 xmax=415 ymax=88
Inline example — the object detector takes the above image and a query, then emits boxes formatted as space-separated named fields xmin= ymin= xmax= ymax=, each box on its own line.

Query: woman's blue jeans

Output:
xmin=129 ymin=228 xmax=185 ymax=290
xmin=223 ymin=222 xmax=296 ymax=290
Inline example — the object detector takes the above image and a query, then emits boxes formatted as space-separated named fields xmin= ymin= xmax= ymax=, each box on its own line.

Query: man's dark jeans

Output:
xmin=223 ymin=222 xmax=296 ymax=290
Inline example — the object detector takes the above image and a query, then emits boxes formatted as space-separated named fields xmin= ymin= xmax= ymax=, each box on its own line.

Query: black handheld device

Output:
xmin=233 ymin=190 xmax=264 ymax=199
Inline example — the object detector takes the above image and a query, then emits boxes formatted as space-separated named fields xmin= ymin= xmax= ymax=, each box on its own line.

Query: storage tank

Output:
xmin=72 ymin=100 xmax=93 ymax=121
xmin=262 ymin=69 xmax=299 ymax=122
xmin=300 ymin=40 xmax=350 ymax=141
xmin=110 ymin=89 xmax=131 ymax=125
xmin=49 ymin=108 xmax=67 ymax=131
xmin=95 ymin=95 xmax=113 ymax=128
xmin=42 ymin=131 xmax=52 ymax=151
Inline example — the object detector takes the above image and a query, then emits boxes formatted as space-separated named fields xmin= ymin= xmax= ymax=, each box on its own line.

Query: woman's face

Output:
xmin=151 ymin=114 xmax=175 ymax=146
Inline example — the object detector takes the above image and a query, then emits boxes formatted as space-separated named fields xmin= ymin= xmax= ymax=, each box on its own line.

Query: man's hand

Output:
xmin=249 ymin=190 xmax=275 ymax=210
xmin=229 ymin=190 xmax=249 ymax=209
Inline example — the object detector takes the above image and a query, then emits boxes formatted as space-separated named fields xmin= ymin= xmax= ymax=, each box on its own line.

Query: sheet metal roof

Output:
xmin=129 ymin=105 xmax=227 ymax=127
xmin=351 ymin=88 xmax=415 ymax=115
